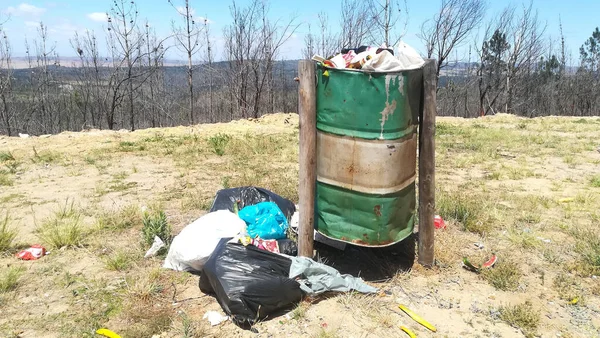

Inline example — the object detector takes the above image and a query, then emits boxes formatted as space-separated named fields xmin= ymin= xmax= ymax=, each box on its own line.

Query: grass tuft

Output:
xmin=36 ymin=200 xmax=85 ymax=249
xmin=291 ymin=301 xmax=309 ymax=320
xmin=590 ymin=175 xmax=600 ymax=188
xmin=96 ymin=205 xmax=141 ymax=231
xmin=0 ymin=266 xmax=24 ymax=293
xmin=207 ymin=133 xmax=231 ymax=156
xmin=0 ymin=151 xmax=16 ymax=162
xmin=0 ymin=172 xmax=13 ymax=186
xmin=0 ymin=212 xmax=18 ymax=252
xmin=32 ymin=147 xmax=62 ymax=164
xmin=436 ymin=190 xmax=491 ymax=235
xmin=104 ymin=250 xmax=136 ymax=271
xmin=553 ymin=273 xmax=582 ymax=302
xmin=482 ymin=260 xmax=522 ymax=291
xmin=572 ymin=229 xmax=600 ymax=275
xmin=498 ymin=301 xmax=540 ymax=337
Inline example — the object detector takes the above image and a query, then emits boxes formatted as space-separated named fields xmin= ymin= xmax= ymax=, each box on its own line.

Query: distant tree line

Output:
xmin=0 ymin=0 xmax=599 ymax=136
xmin=0 ymin=0 xmax=300 ymax=136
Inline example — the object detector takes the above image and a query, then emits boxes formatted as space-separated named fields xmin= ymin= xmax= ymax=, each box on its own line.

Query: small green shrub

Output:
xmin=207 ymin=133 xmax=231 ymax=156
xmin=141 ymin=210 xmax=171 ymax=248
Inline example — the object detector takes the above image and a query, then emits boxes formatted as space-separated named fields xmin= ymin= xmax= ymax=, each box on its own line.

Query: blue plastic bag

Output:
xmin=238 ymin=202 xmax=289 ymax=240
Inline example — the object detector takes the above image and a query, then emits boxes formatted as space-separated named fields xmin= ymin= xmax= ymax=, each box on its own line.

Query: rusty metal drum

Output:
xmin=315 ymin=64 xmax=423 ymax=246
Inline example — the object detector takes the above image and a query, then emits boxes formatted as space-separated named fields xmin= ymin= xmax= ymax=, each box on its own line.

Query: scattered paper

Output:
xmin=203 ymin=311 xmax=229 ymax=326
xmin=144 ymin=236 xmax=165 ymax=258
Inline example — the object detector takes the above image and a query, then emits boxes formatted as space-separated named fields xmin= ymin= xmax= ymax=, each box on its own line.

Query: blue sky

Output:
xmin=0 ymin=0 xmax=599 ymax=64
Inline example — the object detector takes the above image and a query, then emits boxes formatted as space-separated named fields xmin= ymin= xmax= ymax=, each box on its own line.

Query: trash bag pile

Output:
xmin=313 ymin=41 xmax=425 ymax=72
xmin=163 ymin=186 xmax=377 ymax=328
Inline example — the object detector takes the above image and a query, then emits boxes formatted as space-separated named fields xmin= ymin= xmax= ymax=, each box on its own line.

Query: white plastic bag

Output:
xmin=144 ymin=236 xmax=165 ymax=258
xmin=361 ymin=42 xmax=425 ymax=72
xmin=163 ymin=210 xmax=245 ymax=272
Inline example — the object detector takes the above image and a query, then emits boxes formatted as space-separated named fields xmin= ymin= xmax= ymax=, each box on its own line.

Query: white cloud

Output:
xmin=24 ymin=21 xmax=38 ymax=27
xmin=5 ymin=3 xmax=46 ymax=16
xmin=87 ymin=12 xmax=107 ymax=23
xmin=49 ymin=22 xmax=83 ymax=37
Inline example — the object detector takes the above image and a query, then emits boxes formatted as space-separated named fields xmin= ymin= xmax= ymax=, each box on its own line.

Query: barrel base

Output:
xmin=315 ymin=181 xmax=416 ymax=247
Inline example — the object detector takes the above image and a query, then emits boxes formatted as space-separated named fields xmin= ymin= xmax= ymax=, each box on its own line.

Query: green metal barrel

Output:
xmin=315 ymin=64 xmax=423 ymax=247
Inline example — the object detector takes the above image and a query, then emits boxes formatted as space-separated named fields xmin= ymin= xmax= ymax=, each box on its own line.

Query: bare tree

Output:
xmin=339 ymin=0 xmax=370 ymax=48
xmin=224 ymin=0 xmax=298 ymax=119
xmin=503 ymin=2 xmax=546 ymax=114
xmin=368 ymin=0 xmax=408 ymax=47
xmin=0 ymin=26 xmax=15 ymax=135
xmin=203 ymin=17 xmax=215 ymax=121
xmin=419 ymin=0 xmax=486 ymax=79
xmin=169 ymin=0 xmax=203 ymax=124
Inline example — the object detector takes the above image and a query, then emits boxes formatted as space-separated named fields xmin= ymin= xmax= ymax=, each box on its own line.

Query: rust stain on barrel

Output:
xmin=374 ymin=205 xmax=382 ymax=217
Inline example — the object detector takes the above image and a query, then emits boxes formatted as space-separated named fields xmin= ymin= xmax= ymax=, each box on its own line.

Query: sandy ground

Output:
xmin=1 ymin=113 xmax=599 ymax=338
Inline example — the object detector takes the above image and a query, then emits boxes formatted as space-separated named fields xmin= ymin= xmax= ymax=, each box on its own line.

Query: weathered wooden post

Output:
xmin=297 ymin=60 xmax=317 ymax=258
xmin=418 ymin=59 xmax=437 ymax=267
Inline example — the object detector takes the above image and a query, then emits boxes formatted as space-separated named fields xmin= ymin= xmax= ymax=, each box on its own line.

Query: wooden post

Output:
xmin=298 ymin=60 xmax=317 ymax=258
xmin=418 ymin=59 xmax=437 ymax=267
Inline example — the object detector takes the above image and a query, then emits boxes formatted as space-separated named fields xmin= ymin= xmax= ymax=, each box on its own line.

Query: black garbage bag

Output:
xmin=209 ymin=186 xmax=296 ymax=222
xmin=199 ymin=239 xmax=304 ymax=328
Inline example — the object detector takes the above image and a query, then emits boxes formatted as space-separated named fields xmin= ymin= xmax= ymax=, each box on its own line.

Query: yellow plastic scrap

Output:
xmin=559 ymin=197 xmax=574 ymax=203
xmin=398 ymin=304 xmax=437 ymax=332
xmin=570 ymin=297 xmax=579 ymax=305
xmin=96 ymin=328 xmax=121 ymax=338
xmin=400 ymin=325 xmax=417 ymax=338
xmin=323 ymin=69 xmax=330 ymax=77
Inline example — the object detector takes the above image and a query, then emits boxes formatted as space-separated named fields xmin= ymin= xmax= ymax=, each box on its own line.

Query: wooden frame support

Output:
xmin=418 ymin=59 xmax=437 ymax=267
xmin=297 ymin=60 xmax=317 ymax=258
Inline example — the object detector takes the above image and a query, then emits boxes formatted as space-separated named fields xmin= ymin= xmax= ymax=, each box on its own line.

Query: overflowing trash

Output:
xmin=312 ymin=41 xmax=425 ymax=73
xmin=16 ymin=244 xmax=47 ymax=260
xmin=161 ymin=186 xmax=377 ymax=329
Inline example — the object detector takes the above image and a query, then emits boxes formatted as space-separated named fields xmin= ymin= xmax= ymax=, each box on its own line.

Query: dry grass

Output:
xmin=119 ymin=274 xmax=174 ymax=337
xmin=0 ymin=212 xmax=18 ymax=252
xmin=36 ymin=200 xmax=86 ymax=249
xmin=436 ymin=190 xmax=492 ymax=235
xmin=96 ymin=204 xmax=142 ymax=231
xmin=482 ymin=260 xmax=522 ymax=291
xmin=104 ymin=249 xmax=137 ymax=271
xmin=0 ymin=266 xmax=24 ymax=293
xmin=498 ymin=301 xmax=540 ymax=337
xmin=1 ymin=114 xmax=599 ymax=337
